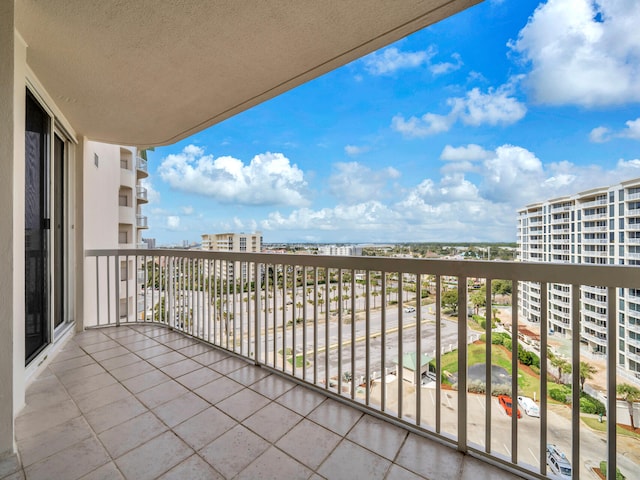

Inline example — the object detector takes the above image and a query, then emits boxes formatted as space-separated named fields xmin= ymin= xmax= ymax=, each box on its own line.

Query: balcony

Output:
xmin=136 ymin=156 xmax=149 ymax=179
xmin=136 ymin=186 xmax=148 ymax=203
xmin=71 ymin=249 xmax=640 ymax=480
xmin=582 ymin=237 xmax=608 ymax=245
xmin=582 ymin=211 xmax=608 ymax=220
xmin=582 ymin=225 xmax=607 ymax=233
xmin=628 ymin=192 xmax=640 ymax=201
xmin=7 ymin=250 xmax=640 ymax=479
xmin=136 ymin=215 xmax=148 ymax=229
xmin=580 ymin=198 xmax=607 ymax=208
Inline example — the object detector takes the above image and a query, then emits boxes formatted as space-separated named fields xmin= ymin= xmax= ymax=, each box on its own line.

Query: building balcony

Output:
xmin=582 ymin=211 xmax=608 ymax=220
xmin=136 ymin=185 xmax=148 ymax=204
xmin=136 ymin=156 xmax=149 ymax=179
xmin=628 ymin=192 xmax=640 ymax=201
xmin=582 ymin=237 xmax=608 ymax=244
xmin=582 ymin=249 xmax=608 ymax=258
xmin=580 ymin=198 xmax=607 ymax=208
xmin=63 ymin=248 xmax=640 ymax=480
xmin=627 ymin=224 xmax=640 ymax=231
xmin=582 ymin=225 xmax=607 ymax=233
xmin=136 ymin=215 xmax=148 ymax=229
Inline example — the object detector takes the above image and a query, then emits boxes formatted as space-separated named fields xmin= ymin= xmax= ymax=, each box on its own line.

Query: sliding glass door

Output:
xmin=25 ymin=90 xmax=50 ymax=363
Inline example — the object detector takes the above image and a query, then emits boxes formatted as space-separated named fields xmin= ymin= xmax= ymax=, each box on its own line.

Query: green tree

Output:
xmin=617 ymin=383 xmax=640 ymax=430
xmin=579 ymin=361 xmax=597 ymax=392
xmin=441 ymin=289 xmax=458 ymax=313
xmin=550 ymin=356 xmax=571 ymax=384
xmin=470 ymin=286 xmax=487 ymax=315
xmin=491 ymin=279 xmax=512 ymax=295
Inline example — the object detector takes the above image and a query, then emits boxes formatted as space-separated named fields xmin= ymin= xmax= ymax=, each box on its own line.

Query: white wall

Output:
xmin=83 ymin=141 xmax=122 ymax=249
xmin=0 ymin=4 xmax=27 ymax=456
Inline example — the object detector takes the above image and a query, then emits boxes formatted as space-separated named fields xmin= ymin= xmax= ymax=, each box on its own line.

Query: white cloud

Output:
xmin=158 ymin=145 xmax=309 ymax=206
xmin=167 ymin=216 xmax=181 ymax=230
xmin=391 ymin=112 xmax=454 ymax=137
xmin=590 ymin=117 xmax=640 ymax=142
xmin=621 ymin=118 xmax=640 ymax=139
xmin=510 ymin=0 xmax=640 ymax=106
xmin=344 ymin=145 xmax=369 ymax=156
xmin=328 ymin=162 xmax=400 ymax=204
xmin=440 ymin=144 xmax=493 ymax=161
xmin=430 ymin=53 xmax=463 ymax=76
xmin=181 ymin=206 xmax=194 ymax=215
xmin=363 ymin=46 xmax=435 ymax=75
xmin=589 ymin=126 xmax=611 ymax=143
xmin=392 ymin=81 xmax=526 ymax=137
xmin=453 ymin=83 xmax=527 ymax=126
xmin=256 ymin=145 xmax=640 ymax=242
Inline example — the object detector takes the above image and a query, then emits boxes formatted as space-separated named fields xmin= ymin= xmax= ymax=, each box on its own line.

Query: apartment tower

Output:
xmin=518 ymin=177 xmax=640 ymax=381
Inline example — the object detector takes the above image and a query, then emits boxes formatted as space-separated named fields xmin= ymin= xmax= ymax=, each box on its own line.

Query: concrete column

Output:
xmin=75 ymin=138 xmax=85 ymax=332
xmin=0 ymin=0 xmax=26 ymax=457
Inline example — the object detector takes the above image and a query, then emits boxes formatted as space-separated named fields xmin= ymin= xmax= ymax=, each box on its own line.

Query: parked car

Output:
xmin=498 ymin=395 xmax=522 ymax=418
xmin=546 ymin=444 xmax=571 ymax=479
xmin=403 ymin=306 xmax=416 ymax=313
xmin=517 ymin=395 xmax=540 ymax=417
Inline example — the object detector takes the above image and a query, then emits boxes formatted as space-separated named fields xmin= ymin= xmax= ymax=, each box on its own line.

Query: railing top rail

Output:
xmin=85 ymin=248 xmax=640 ymax=287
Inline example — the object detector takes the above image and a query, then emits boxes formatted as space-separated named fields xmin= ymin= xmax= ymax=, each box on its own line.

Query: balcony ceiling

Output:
xmin=16 ymin=0 xmax=479 ymax=148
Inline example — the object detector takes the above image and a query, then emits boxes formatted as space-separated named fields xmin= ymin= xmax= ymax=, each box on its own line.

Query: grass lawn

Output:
xmin=436 ymin=342 xmax=541 ymax=398
xmin=278 ymin=348 xmax=308 ymax=368
xmin=582 ymin=416 xmax=640 ymax=440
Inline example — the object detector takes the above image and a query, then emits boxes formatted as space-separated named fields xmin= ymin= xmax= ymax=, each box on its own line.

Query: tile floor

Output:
xmin=1 ymin=325 xmax=524 ymax=480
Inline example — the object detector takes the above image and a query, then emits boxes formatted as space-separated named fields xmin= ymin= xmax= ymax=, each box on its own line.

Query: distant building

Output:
xmin=142 ymin=238 xmax=156 ymax=249
xmin=201 ymin=232 xmax=262 ymax=281
xmin=518 ymin=177 xmax=640 ymax=381
xmin=317 ymin=245 xmax=362 ymax=256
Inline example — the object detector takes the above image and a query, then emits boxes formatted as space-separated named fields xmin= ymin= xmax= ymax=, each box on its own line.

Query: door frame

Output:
xmin=24 ymin=85 xmax=76 ymax=369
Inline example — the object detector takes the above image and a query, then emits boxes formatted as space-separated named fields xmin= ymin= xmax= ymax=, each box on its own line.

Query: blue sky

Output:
xmin=143 ymin=0 xmax=640 ymax=246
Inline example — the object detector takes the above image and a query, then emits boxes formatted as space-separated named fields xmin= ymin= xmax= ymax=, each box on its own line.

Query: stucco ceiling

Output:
xmin=16 ymin=0 xmax=480 ymax=147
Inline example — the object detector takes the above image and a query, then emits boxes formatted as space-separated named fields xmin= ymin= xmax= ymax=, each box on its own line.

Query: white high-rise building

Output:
xmin=317 ymin=245 xmax=362 ymax=256
xmin=201 ymin=232 xmax=262 ymax=282
xmin=84 ymin=143 xmax=149 ymax=321
xmin=518 ymin=178 xmax=640 ymax=380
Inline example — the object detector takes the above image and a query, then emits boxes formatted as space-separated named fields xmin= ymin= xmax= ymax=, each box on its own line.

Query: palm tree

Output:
xmin=579 ymin=361 xmax=597 ymax=392
xmin=372 ymin=290 xmax=380 ymax=309
xmin=617 ymin=383 xmax=640 ymax=430
xmin=550 ymin=355 xmax=571 ymax=384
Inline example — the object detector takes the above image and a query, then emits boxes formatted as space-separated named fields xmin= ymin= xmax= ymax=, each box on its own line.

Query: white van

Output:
xmin=517 ymin=395 xmax=540 ymax=417
xmin=546 ymin=444 xmax=571 ymax=479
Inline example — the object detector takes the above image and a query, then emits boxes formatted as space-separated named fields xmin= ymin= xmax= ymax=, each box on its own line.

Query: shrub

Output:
xmin=580 ymin=392 xmax=606 ymax=415
xmin=467 ymin=380 xmax=486 ymax=394
xmin=491 ymin=385 xmax=512 ymax=396
xmin=549 ymin=385 xmax=571 ymax=403
xmin=502 ymin=337 xmax=512 ymax=351
xmin=530 ymin=365 xmax=540 ymax=375
xmin=599 ymin=461 xmax=626 ymax=480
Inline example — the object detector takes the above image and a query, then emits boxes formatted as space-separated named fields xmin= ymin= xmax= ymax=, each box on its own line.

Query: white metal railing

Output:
xmin=136 ymin=185 xmax=148 ymax=202
xmin=136 ymin=156 xmax=148 ymax=176
xmin=627 ymin=237 xmax=640 ymax=245
xmin=628 ymin=224 xmax=640 ymax=231
xmin=136 ymin=214 xmax=148 ymax=229
xmin=84 ymin=249 xmax=640 ymax=480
